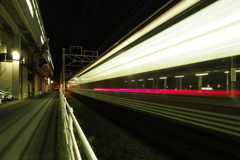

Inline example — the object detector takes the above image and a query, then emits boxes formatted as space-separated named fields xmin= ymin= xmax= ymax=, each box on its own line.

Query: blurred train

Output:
xmin=66 ymin=0 xmax=240 ymax=141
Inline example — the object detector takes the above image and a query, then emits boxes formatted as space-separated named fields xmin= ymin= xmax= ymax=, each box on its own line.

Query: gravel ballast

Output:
xmin=65 ymin=93 xmax=172 ymax=160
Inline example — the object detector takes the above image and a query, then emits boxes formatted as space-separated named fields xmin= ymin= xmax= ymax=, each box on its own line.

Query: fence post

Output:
xmin=59 ymin=90 xmax=98 ymax=160
xmin=69 ymin=108 xmax=82 ymax=160
xmin=68 ymin=115 xmax=75 ymax=160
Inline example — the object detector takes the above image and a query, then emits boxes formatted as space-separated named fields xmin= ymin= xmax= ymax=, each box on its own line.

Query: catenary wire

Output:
xmin=79 ymin=0 xmax=100 ymax=46
xmin=74 ymin=0 xmax=88 ymax=45
xmin=97 ymin=0 xmax=152 ymax=52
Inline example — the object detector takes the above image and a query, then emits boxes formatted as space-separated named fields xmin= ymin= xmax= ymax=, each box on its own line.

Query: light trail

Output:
xmin=94 ymin=88 xmax=240 ymax=97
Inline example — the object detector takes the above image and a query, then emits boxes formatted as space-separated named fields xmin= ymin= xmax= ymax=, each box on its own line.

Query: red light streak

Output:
xmin=93 ymin=88 xmax=240 ymax=97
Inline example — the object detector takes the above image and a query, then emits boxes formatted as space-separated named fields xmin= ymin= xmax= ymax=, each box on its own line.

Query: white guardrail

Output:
xmin=59 ymin=91 xmax=98 ymax=160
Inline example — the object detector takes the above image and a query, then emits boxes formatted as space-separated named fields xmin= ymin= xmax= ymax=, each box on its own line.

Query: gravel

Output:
xmin=65 ymin=93 xmax=172 ymax=160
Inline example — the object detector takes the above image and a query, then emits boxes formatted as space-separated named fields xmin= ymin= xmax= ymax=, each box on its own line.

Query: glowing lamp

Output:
xmin=12 ymin=51 xmax=20 ymax=60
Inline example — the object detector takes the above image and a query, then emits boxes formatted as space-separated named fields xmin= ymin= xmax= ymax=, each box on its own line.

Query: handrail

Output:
xmin=59 ymin=90 xmax=98 ymax=160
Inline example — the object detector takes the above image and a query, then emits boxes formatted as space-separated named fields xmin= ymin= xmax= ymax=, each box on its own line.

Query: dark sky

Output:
xmin=38 ymin=0 xmax=169 ymax=79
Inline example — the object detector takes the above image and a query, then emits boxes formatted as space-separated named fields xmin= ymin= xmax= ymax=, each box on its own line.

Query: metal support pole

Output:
xmin=176 ymin=78 xmax=178 ymax=89
xmin=152 ymin=78 xmax=155 ymax=89
xmin=226 ymin=73 xmax=229 ymax=92
xmin=179 ymin=77 xmax=182 ymax=89
xmin=164 ymin=79 xmax=167 ymax=89
xmin=62 ymin=48 xmax=66 ymax=95
xmin=198 ymin=76 xmax=202 ymax=90
xmin=143 ymin=79 xmax=145 ymax=89
xmin=156 ymin=77 xmax=159 ymax=89
xmin=229 ymin=56 xmax=236 ymax=98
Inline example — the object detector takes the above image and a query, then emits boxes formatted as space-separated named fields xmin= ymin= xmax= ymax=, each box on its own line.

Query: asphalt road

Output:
xmin=0 ymin=92 xmax=58 ymax=160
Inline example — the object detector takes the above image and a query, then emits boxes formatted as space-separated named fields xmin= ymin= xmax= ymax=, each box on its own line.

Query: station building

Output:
xmin=0 ymin=0 xmax=54 ymax=99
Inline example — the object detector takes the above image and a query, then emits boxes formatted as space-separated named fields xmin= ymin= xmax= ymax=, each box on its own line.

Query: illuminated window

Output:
xmin=195 ymin=73 xmax=208 ymax=76
xmin=160 ymin=77 xmax=167 ymax=79
xmin=26 ymin=0 xmax=34 ymax=18
xmin=175 ymin=75 xmax=184 ymax=78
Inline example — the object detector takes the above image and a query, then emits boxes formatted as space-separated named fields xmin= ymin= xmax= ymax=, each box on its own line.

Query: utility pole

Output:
xmin=62 ymin=48 xmax=65 ymax=95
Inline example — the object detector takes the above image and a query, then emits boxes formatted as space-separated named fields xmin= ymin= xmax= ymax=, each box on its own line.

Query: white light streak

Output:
xmin=68 ymin=1 xmax=240 ymax=84
xmin=74 ymin=0 xmax=199 ymax=78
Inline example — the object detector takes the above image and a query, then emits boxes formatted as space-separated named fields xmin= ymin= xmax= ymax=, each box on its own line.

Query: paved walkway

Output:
xmin=0 ymin=92 xmax=59 ymax=160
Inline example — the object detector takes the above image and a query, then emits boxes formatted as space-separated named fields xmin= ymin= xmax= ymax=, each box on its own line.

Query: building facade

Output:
xmin=0 ymin=0 xmax=54 ymax=99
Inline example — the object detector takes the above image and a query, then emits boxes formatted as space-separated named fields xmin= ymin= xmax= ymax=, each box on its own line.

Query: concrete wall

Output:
xmin=0 ymin=1 xmax=54 ymax=100
xmin=0 ymin=62 xmax=13 ymax=92
xmin=34 ymin=74 xmax=39 ymax=95
xmin=22 ymin=66 xmax=29 ymax=99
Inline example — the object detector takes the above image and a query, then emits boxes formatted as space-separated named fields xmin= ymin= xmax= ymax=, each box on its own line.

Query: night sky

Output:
xmin=38 ymin=0 xmax=169 ymax=79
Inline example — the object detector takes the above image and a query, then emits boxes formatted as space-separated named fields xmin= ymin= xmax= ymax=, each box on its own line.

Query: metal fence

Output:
xmin=59 ymin=91 xmax=97 ymax=160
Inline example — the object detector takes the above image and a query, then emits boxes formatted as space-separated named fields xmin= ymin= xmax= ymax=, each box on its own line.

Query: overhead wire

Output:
xmin=97 ymin=0 xmax=152 ymax=52
xmin=79 ymin=0 xmax=100 ymax=46
xmin=74 ymin=0 xmax=87 ymax=45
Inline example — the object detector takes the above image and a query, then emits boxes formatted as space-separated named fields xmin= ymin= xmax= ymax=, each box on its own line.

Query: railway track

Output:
xmin=69 ymin=90 xmax=240 ymax=160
